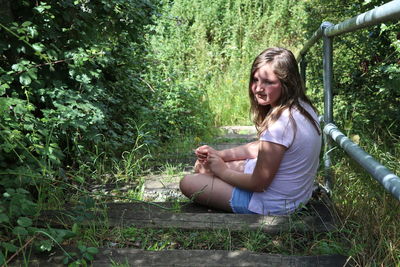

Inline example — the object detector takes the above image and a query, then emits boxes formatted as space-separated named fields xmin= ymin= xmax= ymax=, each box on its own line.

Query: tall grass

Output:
xmin=330 ymin=130 xmax=400 ymax=266
xmin=148 ymin=0 xmax=309 ymax=126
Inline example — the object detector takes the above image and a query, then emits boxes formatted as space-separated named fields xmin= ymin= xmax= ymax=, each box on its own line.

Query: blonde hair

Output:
xmin=248 ymin=47 xmax=320 ymax=136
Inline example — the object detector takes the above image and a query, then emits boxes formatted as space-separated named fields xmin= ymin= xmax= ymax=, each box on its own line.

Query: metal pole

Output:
xmin=322 ymin=21 xmax=334 ymax=193
xmin=296 ymin=27 xmax=323 ymax=61
xmin=324 ymin=123 xmax=400 ymax=201
xmin=325 ymin=0 xmax=400 ymax=37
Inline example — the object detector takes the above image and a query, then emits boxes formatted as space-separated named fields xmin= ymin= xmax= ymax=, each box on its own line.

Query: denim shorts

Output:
xmin=229 ymin=187 xmax=256 ymax=214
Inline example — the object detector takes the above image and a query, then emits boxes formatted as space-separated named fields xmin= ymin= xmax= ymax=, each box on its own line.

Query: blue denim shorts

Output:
xmin=229 ymin=187 xmax=256 ymax=214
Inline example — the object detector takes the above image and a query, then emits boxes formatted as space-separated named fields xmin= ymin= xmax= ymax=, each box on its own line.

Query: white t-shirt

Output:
xmin=244 ymin=102 xmax=321 ymax=215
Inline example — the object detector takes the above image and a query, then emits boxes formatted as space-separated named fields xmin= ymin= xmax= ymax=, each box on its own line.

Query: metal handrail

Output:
xmin=297 ymin=26 xmax=323 ymax=60
xmin=325 ymin=0 xmax=400 ymax=37
xmin=324 ymin=124 xmax=400 ymax=200
xmin=297 ymin=0 xmax=400 ymax=201
xmin=297 ymin=0 xmax=400 ymax=60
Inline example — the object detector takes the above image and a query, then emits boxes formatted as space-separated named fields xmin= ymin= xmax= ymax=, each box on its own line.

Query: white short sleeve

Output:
xmin=259 ymin=110 xmax=295 ymax=148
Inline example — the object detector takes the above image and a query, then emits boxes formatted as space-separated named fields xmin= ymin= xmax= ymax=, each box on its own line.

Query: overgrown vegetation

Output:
xmin=0 ymin=0 xmax=399 ymax=266
xmin=0 ymin=0 xmax=212 ymax=264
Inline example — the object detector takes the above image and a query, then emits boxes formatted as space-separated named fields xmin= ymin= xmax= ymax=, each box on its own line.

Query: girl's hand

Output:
xmin=195 ymin=145 xmax=219 ymax=163
xmin=205 ymin=151 xmax=228 ymax=177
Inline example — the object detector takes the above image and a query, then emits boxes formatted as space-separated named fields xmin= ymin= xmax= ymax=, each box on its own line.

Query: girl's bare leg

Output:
xmin=181 ymin=159 xmax=247 ymax=211
xmin=194 ymin=159 xmax=246 ymax=174
xmin=179 ymin=173 xmax=234 ymax=212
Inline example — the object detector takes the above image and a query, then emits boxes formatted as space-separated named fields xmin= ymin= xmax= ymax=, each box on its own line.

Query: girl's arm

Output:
xmin=219 ymin=141 xmax=259 ymax=161
xmin=196 ymin=141 xmax=259 ymax=162
xmin=207 ymin=141 xmax=286 ymax=192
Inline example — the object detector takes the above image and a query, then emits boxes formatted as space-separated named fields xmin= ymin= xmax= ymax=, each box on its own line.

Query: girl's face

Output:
xmin=251 ymin=64 xmax=282 ymax=107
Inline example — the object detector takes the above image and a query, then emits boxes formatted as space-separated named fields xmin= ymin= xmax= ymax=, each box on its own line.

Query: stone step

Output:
xmin=19 ymin=248 xmax=348 ymax=267
xmin=143 ymin=174 xmax=186 ymax=201
xmin=218 ymin=125 xmax=258 ymax=140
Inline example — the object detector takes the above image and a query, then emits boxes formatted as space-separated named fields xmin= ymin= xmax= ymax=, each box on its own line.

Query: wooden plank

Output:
xmin=39 ymin=201 xmax=336 ymax=233
xmin=16 ymin=248 xmax=348 ymax=267
xmin=107 ymin=212 xmax=334 ymax=233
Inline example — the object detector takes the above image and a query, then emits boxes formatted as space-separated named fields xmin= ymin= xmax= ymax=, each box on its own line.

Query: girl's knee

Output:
xmin=180 ymin=174 xmax=209 ymax=198
xmin=179 ymin=174 xmax=193 ymax=196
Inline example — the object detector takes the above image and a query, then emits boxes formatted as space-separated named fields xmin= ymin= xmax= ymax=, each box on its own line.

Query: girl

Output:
xmin=179 ymin=47 xmax=322 ymax=215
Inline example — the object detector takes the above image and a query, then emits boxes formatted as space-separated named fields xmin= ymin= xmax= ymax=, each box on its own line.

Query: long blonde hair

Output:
xmin=248 ymin=47 xmax=320 ymax=136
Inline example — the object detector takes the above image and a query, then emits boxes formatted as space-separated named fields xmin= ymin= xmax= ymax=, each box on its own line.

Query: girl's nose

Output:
xmin=255 ymin=83 xmax=263 ymax=92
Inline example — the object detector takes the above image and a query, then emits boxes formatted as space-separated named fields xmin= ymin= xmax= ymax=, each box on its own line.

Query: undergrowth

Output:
xmin=330 ymin=130 xmax=400 ymax=266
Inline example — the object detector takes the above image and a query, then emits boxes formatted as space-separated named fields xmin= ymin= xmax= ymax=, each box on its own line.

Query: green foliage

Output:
xmin=0 ymin=0 xmax=158 ymax=262
xmin=146 ymin=0 xmax=311 ymax=125
xmin=0 ymin=0 xmax=214 ymax=261
xmin=0 ymin=0 xmax=169 ymax=171
xmin=63 ymin=244 xmax=99 ymax=265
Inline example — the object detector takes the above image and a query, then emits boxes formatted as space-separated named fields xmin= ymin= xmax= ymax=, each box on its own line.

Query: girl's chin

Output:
xmin=256 ymin=100 xmax=270 ymax=106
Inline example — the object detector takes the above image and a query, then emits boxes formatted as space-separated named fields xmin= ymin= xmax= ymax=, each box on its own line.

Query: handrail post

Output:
xmin=322 ymin=21 xmax=334 ymax=193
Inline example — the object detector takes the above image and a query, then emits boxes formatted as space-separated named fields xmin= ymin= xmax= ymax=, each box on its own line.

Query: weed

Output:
xmin=160 ymin=163 xmax=186 ymax=176
xmin=110 ymin=259 xmax=130 ymax=267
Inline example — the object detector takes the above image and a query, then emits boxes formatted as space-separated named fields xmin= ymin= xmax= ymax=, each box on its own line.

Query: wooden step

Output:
xmin=39 ymin=199 xmax=337 ymax=234
xmin=17 ymin=248 xmax=348 ymax=267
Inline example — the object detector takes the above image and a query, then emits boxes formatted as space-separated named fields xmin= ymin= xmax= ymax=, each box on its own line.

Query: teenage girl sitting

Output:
xmin=180 ymin=47 xmax=322 ymax=215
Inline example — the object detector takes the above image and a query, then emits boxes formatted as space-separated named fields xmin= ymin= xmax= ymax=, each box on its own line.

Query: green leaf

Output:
xmin=53 ymin=228 xmax=76 ymax=242
xmin=86 ymin=247 xmax=99 ymax=255
xmin=39 ymin=240 xmax=53 ymax=252
xmin=0 ymin=83 xmax=10 ymax=95
xmin=11 ymin=63 xmax=25 ymax=72
xmin=32 ymin=43 xmax=44 ymax=53
xmin=0 ymin=251 xmax=4 ymax=265
xmin=0 ymin=214 xmax=9 ymax=223
xmin=12 ymin=226 xmax=28 ymax=236
xmin=78 ymin=244 xmax=86 ymax=253
xmin=27 ymin=69 xmax=37 ymax=80
xmin=17 ymin=217 xmax=32 ymax=227
xmin=83 ymin=252 xmax=94 ymax=261
xmin=16 ymin=188 xmax=29 ymax=194
xmin=63 ymin=256 xmax=69 ymax=265
xmin=74 ymin=176 xmax=85 ymax=184
xmin=34 ymin=4 xmax=51 ymax=13
xmin=2 ymin=242 xmax=18 ymax=253
xmin=19 ymin=73 xmax=31 ymax=86
xmin=21 ymin=21 xmax=32 ymax=27
xmin=72 ymin=223 xmax=79 ymax=234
